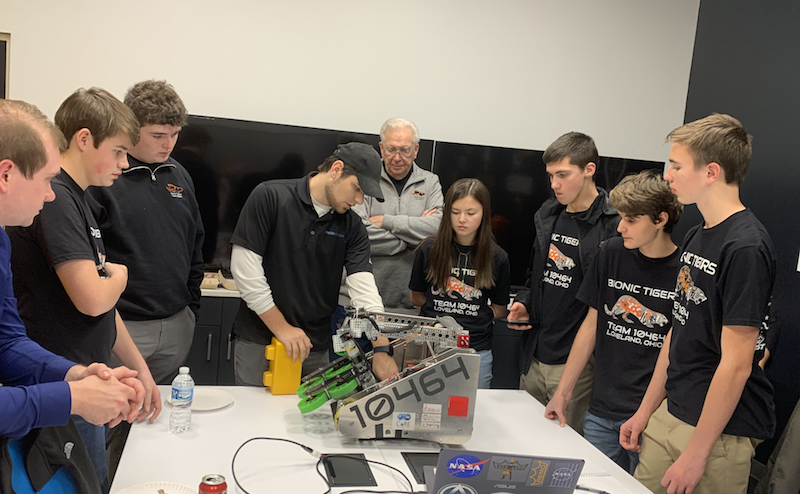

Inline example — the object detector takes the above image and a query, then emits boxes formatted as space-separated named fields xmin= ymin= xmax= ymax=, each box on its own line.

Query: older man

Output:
xmin=349 ymin=118 xmax=443 ymax=312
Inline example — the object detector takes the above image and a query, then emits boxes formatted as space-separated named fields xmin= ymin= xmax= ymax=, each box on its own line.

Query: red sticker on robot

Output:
xmin=448 ymin=396 xmax=469 ymax=417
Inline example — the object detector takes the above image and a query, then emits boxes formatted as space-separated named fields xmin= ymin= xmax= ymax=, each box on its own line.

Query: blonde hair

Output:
xmin=666 ymin=113 xmax=752 ymax=185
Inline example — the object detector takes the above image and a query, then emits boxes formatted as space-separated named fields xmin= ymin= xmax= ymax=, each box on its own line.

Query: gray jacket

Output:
xmin=344 ymin=162 xmax=444 ymax=310
xmin=754 ymin=397 xmax=800 ymax=494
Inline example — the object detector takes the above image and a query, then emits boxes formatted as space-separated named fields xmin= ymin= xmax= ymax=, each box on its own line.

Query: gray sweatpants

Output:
xmin=111 ymin=306 xmax=196 ymax=384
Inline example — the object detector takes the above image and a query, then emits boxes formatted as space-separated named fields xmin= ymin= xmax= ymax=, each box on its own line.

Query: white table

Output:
xmin=111 ymin=387 xmax=651 ymax=493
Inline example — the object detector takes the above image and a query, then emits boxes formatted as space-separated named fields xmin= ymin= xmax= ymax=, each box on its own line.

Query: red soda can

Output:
xmin=199 ymin=474 xmax=227 ymax=494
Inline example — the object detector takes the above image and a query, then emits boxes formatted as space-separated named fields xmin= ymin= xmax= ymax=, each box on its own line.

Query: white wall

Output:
xmin=1 ymin=0 xmax=699 ymax=162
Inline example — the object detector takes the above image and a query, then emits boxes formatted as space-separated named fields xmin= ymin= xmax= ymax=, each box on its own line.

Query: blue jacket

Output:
xmin=0 ymin=229 xmax=74 ymax=439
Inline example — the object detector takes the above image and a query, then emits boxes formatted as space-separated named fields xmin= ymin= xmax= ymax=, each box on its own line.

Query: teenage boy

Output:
xmin=0 ymin=99 xmax=148 ymax=494
xmin=87 ymin=80 xmax=204 ymax=384
xmin=544 ymin=169 xmax=682 ymax=474
xmin=7 ymin=88 xmax=161 ymax=492
xmin=0 ymin=99 xmax=143 ymax=437
xmin=509 ymin=132 xmax=619 ymax=434
xmin=620 ymin=114 xmax=775 ymax=494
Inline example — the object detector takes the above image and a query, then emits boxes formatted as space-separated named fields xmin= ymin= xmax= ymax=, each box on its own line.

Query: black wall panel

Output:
xmin=178 ymin=115 xmax=661 ymax=286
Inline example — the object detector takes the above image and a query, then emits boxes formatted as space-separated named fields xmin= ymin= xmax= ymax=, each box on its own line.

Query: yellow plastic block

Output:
xmin=262 ymin=338 xmax=303 ymax=394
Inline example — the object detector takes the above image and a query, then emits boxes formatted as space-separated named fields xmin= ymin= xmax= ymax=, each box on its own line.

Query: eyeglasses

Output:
xmin=382 ymin=145 xmax=416 ymax=157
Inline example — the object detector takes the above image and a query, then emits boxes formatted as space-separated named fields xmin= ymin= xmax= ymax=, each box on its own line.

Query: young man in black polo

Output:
xmin=620 ymin=114 xmax=775 ymax=494
xmin=508 ymin=132 xmax=619 ymax=434
xmin=230 ymin=142 xmax=399 ymax=385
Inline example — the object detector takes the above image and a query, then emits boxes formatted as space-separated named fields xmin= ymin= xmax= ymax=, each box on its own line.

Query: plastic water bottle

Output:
xmin=169 ymin=366 xmax=194 ymax=433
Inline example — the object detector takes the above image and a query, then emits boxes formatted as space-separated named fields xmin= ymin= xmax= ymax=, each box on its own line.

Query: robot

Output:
xmin=296 ymin=308 xmax=480 ymax=443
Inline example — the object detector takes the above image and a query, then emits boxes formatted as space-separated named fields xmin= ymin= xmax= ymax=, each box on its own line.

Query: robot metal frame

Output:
xmin=296 ymin=308 xmax=481 ymax=443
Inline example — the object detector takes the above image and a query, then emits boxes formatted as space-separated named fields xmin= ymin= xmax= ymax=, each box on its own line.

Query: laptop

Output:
xmin=429 ymin=448 xmax=584 ymax=494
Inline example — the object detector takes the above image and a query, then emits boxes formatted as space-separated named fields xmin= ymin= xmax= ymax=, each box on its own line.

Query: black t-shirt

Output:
xmin=666 ymin=209 xmax=776 ymax=439
xmin=7 ymin=171 xmax=117 ymax=365
xmin=577 ymin=237 xmax=679 ymax=421
xmin=386 ymin=162 xmax=412 ymax=196
xmin=537 ymin=210 xmax=587 ymax=364
xmin=230 ymin=174 xmax=373 ymax=350
xmin=409 ymin=240 xmax=511 ymax=351
xmin=389 ymin=174 xmax=410 ymax=196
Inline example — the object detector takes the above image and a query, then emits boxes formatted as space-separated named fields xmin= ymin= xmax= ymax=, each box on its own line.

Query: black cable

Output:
xmin=231 ymin=437 xmax=325 ymax=494
xmin=366 ymin=315 xmax=417 ymax=336
xmin=314 ymin=457 xmax=332 ymax=494
xmin=231 ymin=437 xmax=423 ymax=494
xmin=366 ymin=315 xmax=418 ymax=335
xmin=367 ymin=316 xmax=383 ymax=335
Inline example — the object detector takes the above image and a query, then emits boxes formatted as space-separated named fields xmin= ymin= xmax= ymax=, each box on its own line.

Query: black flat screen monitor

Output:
xmin=175 ymin=115 xmax=662 ymax=285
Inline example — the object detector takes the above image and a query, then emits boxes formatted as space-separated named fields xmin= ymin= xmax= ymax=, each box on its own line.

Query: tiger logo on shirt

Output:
xmin=675 ymin=266 xmax=707 ymax=305
xmin=432 ymin=276 xmax=482 ymax=301
xmin=548 ymin=244 xmax=575 ymax=271
xmin=166 ymin=183 xmax=184 ymax=198
xmin=604 ymin=295 xmax=668 ymax=328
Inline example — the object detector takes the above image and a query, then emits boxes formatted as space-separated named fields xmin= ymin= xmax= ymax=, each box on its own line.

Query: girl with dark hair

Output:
xmin=409 ymin=178 xmax=511 ymax=388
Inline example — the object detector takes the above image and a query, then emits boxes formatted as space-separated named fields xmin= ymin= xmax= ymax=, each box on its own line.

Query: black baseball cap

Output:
xmin=333 ymin=142 xmax=385 ymax=202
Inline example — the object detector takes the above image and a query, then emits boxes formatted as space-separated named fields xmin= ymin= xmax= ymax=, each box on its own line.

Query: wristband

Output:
xmin=372 ymin=345 xmax=394 ymax=357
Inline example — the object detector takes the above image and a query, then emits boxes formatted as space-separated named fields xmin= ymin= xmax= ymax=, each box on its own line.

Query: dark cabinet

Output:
xmin=184 ymin=295 xmax=240 ymax=384
xmin=217 ymin=298 xmax=237 ymax=385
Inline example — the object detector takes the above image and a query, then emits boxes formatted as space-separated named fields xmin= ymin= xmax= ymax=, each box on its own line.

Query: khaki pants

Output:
xmin=519 ymin=356 xmax=594 ymax=435
xmin=635 ymin=401 xmax=759 ymax=494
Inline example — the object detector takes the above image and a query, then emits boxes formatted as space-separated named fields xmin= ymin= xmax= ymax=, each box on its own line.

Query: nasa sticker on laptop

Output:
xmin=445 ymin=453 xmax=491 ymax=478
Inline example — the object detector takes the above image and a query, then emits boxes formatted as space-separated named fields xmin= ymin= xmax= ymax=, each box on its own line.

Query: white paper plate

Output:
xmin=115 ymin=481 xmax=195 ymax=494
xmin=166 ymin=387 xmax=234 ymax=412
